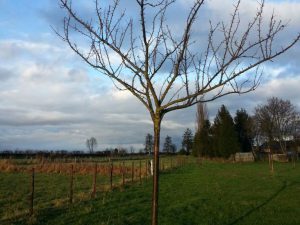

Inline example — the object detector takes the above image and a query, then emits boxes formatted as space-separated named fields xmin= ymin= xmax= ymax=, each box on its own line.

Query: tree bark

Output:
xmin=151 ymin=116 xmax=161 ymax=225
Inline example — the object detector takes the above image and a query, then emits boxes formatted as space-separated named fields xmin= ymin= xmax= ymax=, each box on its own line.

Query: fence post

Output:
xmin=29 ymin=167 xmax=34 ymax=216
xmin=69 ymin=164 xmax=74 ymax=204
xmin=139 ymin=160 xmax=142 ymax=185
xmin=170 ymin=157 xmax=173 ymax=169
xmin=122 ymin=161 xmax=125 ymax=187
xmin=131 ymin=162 xmax=134 ymax=183
xmin=145 ymin=160 xmax=148 ymax=181
xmin=110 ymin=162 xmax=113 ymax=191
xmin=92 ymin=163 xmax=97 ymax=198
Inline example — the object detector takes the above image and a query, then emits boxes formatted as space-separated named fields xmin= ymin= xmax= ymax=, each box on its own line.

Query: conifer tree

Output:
xmin=163 ymin=136 xmax=173 ymax=154
xmin=234 ymin=109 xmax=253 ymax=152
xmin=182 ymin=128 xmax=193 ymax=155
xmin=193 ymin=120 xmax=212 ymax=157
xmin=213 ymin=105 xmax=239 ymax=158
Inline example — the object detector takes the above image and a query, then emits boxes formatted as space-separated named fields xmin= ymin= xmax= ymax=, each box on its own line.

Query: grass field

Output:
xmin=1 ymin=160 xmax=300 ymax=225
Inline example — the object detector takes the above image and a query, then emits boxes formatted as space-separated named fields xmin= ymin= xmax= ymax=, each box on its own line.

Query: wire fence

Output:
xmin=0 ymin=156 xmax=190 ymax=221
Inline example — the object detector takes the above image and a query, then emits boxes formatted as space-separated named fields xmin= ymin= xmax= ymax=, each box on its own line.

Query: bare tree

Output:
xmin=86 ymin=137 xmax=97 ymax=153
xmin=255 ymin=97 xmax=299 ymax=152
xmin=57 ymin=0 xmax=299 ymax=224
xmin=195 ymin=101 xmax=209 ymax=134
xmin=254 ymin=97 xmax=299 ymax=172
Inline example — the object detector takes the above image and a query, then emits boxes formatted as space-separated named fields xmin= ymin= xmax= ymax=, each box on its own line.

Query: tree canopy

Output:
xmin=254 ymin=97 xmax=299 ymax=152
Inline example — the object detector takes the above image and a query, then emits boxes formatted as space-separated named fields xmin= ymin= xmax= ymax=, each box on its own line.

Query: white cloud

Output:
xmin=0 ymin=0 xmax=299 ymax=150
xmin=206 ymin=0 xmax=300 ymax=25
xmin=111 ymin=90 xmax=134 ymax=101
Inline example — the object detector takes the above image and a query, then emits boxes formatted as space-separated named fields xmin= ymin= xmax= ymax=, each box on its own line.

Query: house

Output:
xmin=257 ymin=140 xmax=300 ymax=162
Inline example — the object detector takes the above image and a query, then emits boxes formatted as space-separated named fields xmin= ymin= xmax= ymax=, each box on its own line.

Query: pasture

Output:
xmin=0 ymin=159 xmax=299 ymax=225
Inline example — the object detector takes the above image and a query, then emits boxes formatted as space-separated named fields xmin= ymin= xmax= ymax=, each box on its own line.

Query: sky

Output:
xmin=0 ymin=0 xmax=299 ymax=151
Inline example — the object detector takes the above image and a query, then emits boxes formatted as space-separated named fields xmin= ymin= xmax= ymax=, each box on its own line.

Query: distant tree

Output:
xmin=86 ymin=137 xmax=97 ymax=153
xmin=251 ymin=114 xmax=263 ymax=158
xmin=195 ymin=102 xmax=208 ymax=134
xmin=182 ymin=128 xmax=193 ymax=155
xmin=170 ymin=144 xmax=177 ymax=154
xmin=193 ymin=102 xmax=211 ymax=157
xmin=212 ymin=105 xmax=239 ymax=158
xmin=254 ymin=97 xmax=299 ymax=153
xmin=113 ymin=148 xmax=119 ymax=156
xmin=193 ymin=120 xmax=212 ymax=157
xmin=163 ymin=136 xmax=173 ymax=154
xmin=234 ymin=109 xmax=253 ymax=152
xmin=119 ymin=148 xmax=128 ymax=156
xmin=178 ymin=148 xmax=187 ymax=155
xmin=144 ymin=133 xmax=154 ymax=155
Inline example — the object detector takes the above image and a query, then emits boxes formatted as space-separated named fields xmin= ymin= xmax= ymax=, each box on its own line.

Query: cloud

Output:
xmin=210 ymin=74 xmax=300 ymax=115
xmin=0 ymin=39 xmax=154 ymax=150
xmin=0 ymin=0 xmax=299 ymax=151
xmin=0 ymin=67 xmax=16 ymax=81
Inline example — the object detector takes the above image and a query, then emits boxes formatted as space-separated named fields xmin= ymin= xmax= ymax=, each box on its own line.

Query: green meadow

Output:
xmin=1 ymin=161 xmax=299 ymax=225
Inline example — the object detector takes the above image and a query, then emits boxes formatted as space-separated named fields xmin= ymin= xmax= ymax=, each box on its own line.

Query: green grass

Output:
xmin=1 ymin=161 xmax=300 ymax=225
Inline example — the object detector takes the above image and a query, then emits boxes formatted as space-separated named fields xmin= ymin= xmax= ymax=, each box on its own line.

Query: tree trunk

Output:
xmin=151 ymin=116 xmax=161 ymax=225
xmin=270 ymin=148 xmax=274 ymax=173
xmin=267 ymin=141 xmax=274 ymax=173
xmin=293 ymin=151 xmax=296 ymax=168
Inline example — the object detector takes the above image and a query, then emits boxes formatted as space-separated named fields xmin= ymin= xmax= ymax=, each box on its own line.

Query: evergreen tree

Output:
xmin=163 ymin=136 xmax=173 ymax=154
xmin=182 ymin=128 xmax=193 ymax=155
xmin=212 ymin=105 xmax=239 ymax=158
xmin=144 ymin=133 xmax=154 ymax=154
xmin=193 ymin=120 xmax=212 ymax=157
xmin=170 ymin=144 xmax=177 ymax=154
xmin=234 ymin=109 xmax=253 ymax=152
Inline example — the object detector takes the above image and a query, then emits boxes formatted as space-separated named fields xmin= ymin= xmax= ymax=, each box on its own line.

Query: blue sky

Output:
xmin=0 ymin=0 xmax=299 ymax=151
xmin=1 ymin=1 xmax=47 ymax=38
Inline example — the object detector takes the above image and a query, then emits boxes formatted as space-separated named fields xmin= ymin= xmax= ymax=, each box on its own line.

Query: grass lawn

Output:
xmin=1 ymin=161 xmax=299 ymax=225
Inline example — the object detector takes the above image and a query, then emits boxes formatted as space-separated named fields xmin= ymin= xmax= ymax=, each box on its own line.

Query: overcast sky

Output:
xmin=0 ymin=0 xmax=299 ymax=151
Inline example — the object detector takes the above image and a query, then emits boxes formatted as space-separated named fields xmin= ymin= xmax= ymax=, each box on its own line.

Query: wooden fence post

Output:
xmin=69 ymin=164 xmax=74 ymax=204
xmin=110 ymin=162 xmax=113 ymax=191
xmin=131 ymin=162 xmax=134 ymax=183
xmin=122 ymin=161 xmax=125 ymax=187
xmin=29 ymin=167 xmax=34 ymax=216
xmin=139 ymin=160 xmax=142 ymax=185
xmin=92 ymin=163 xmax=97 ymax=198
xmin=145 ymin=160 xmax=148 ymax=181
